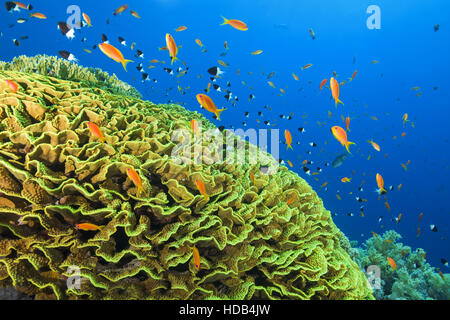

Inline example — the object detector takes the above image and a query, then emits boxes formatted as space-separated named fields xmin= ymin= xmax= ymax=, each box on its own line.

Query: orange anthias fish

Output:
xmin=285 ymin=129 xmax=293 ymax=150
xmin=4 ymin=79 xmax=18 ymax=93
xmin=251 ymin=50 xmax=263 ymax=55
xmin=192 ymin=245 xmax=201 ymax=271
xmin=350 ymin=70 xmax=357 ymax=81
xmin=196 ymin=94 xmax=226 ymax=120
xmin=87 ymin=122 xmax=104 ymax=143
xmin=286 ymin=195 xmax=295 ymax=205
xmin=250 ymin=172 xmax=255 ymax=184
xmin=387 ymin=257 xmax=397 ymax=270
xmin=195 ymin=179 xmax=209 ymax=200
xmin=367 ymin=140 xmax=381 ymax=152
xmin=319 ymin=79 xmax=328 ymax=90
xmin=175 ymin=26 xmax=187 ymax=32
xmin=396 ymin=213 xmax=402 ymax=224
xmin=301 ymin=64 xmax=313 ymax=70
xmin=82 ymin=13 xmax=92 ymax=27
xmin=402 ymin=113 xmax=409 ymax=127
xmin=165 ymin=33 xmax=179 ymax=65
xmin=113 ymin=4 xmax=128 ymax=16
xmin=418 ymin=212 xmax=423 ymax=223
xmin=130 ymin=10 xmax=141 ymax=19
xmin=376 ymin=173 xmax=387 ymax=195
xmin=195 ymin=39 xmax=203 ymax=47
xmin=292 ymin=73 xmax=299 ymax=81
xmin=30 ymin=12 xmax=47 ymax=19
xmin=331 ymin=126 xmax=355 ymax=153
xmin=330 ymin=77 xmax=344 ymax=106
xmin=417 ymin=227 xmax=421 ymax=237
xmin=220 ymin=16 xmax=248 ymax=31
xmin=75 ymin=223 xmax=103 ymax=231
xmin=341 ymin=177 xmax=351 ymax=183
xmin=99 ymin=43 xmax=133 ymax=71
xmin=190 ymin=119 xmax=199 ymax=136
xmin=345 ymin=116 xmax=351 ymax=131
xmin=127 ymin=167 xmax=143 ymax=195
xmin=12 ymin=1 xmax=31 ymax=10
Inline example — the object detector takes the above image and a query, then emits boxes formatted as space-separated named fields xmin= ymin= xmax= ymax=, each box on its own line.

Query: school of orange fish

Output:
xmin=2 ymin=2 xmax=447 ymax=273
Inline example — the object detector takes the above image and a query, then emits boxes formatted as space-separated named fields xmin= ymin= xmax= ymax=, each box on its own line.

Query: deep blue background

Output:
xmin=1 ymin=0 xmax=449 ymax=271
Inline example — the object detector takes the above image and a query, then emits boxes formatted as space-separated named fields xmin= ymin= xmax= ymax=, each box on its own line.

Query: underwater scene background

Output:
xmin=0 ymin=0 xmax=448 ymax=300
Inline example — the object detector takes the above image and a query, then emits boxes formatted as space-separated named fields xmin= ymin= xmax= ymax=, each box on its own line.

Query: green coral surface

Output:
xmin=0 ymin=56 xmax=373 ymax=300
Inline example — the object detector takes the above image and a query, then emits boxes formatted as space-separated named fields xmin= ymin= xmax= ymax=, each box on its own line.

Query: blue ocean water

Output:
xmin=1 ymin=0 xmax=448 ymax=273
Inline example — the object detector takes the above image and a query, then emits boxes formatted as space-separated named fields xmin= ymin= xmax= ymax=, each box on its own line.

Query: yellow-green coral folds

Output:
xmin=0 ymin=56 xmax=374 ymax=300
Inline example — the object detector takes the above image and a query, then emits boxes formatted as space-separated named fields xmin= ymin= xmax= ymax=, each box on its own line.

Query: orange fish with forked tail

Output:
xmin=285 ymin=129 xmax=293 ymax=150
xmin=196 ymin=94 xmax=226 ymax=120
xmin=195 ymin=179 xmax=209 ymax=201
xmin=220 ymin=16 xmax=248 ymax=31
xmin=330 ymin=77 xmax=344 ymax=106
xmin=30 ymin=12 xmax=47 ymax=19
xmin=331 ymin=126 xmax=355 ymax=153
xmin=367 ymin=140 xmax=381 ymax=151
xmin=127 ymin=167 xmax=143 ymax=195
xmin=387 ymin=257 xmax=397 ymax=270
xmin=4 ymin=79 xmax=18 ymax=93
xmin=319 ymin=79 xmax=328 ymax=90
xmin=190 ymin=119 xmax=199 ymax=136
xmin=376 ymin=173 xmax=387 ymax=195
xmin=345 ymin=116 xmax=351 ymax=131
xmin=192 ymin=245 xmax=201 ymax=271
xmin=99 ymin=43 xmax=133 ymax=71
xmin=113 ymin=4 xmax=128 ymax=16
xmin=82 ymin=13 xmax=92 ymax=26
xmin=165 ymin=33 xmax=179 ymax=65
xmin=75 ymin=223 xmax=103 ymax=231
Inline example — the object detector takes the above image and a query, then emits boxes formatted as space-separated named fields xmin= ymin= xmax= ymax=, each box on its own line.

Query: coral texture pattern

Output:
xmin=0 ymin=57 xmax=373 ymax=300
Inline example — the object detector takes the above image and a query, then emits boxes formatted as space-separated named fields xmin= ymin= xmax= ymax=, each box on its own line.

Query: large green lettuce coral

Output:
xmin=351 ymin=230 xmax=449 ymax=300
xmin=0 ymin=55 xmax=141 ymax=99
xmin=0 ymin=56 xmax=374 ymax=300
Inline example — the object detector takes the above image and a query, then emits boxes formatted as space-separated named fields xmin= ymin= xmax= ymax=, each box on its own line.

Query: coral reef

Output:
xmin=0 ymin=56 xmax=373 ymax=300
xmin=0 ymin=55 xmax=141 ymax=99
xmin=351 ymin=230 xmax=450 ymax=300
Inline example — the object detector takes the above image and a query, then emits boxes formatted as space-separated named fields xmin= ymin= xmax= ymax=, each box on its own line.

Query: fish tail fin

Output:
xmin=345 ymin=141 xmax=355 ymax=154
xmin=287 ymin=144 xmax=293 ymax=150
xmin=171 ymin=56 xmax=179 ymax=65
xmin=122 ymin=59 xmax=133 ymax=72
xmin=99 ymin=225 xmax=104 ymax=231
xmin=215 ymin=108 xmax=226 ymax=120
xmin=220 ymin=16 xmax=229 ymax=25
xmin=338 ymin=99 xmax=344 ymax=106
